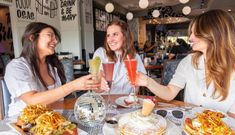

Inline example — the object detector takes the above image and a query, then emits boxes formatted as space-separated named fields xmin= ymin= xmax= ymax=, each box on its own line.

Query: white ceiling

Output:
xmin=97 ymin=0 xmax=235 ymax=17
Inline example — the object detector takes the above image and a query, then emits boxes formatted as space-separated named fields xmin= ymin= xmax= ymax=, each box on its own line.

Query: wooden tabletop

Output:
xmin=47 ymin=94 xmax=192 ymax=110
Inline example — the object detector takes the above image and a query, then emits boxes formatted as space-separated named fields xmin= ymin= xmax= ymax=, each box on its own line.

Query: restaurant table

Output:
xmin=1 ymin=95 xmax=235 ymax=135
xmin=46 ymin=94 xmax=194 ymax=135
xmin=47 ymin=94 xmax=191 ymax=110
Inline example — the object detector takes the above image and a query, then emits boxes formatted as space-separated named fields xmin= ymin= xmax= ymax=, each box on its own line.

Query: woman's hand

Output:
xmin=71 ymin=74 xmax=101 ymax=91
xmin=94 ymin=77 xmax=109 ymax=93
xmin=135 ymin=71 xmax=149 ymax=87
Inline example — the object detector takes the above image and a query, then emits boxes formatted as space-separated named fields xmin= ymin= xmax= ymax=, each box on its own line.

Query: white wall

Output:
xmin=59 ymin=0 xmax=82 ymax=59
xmin=1 ymin=0 xmax=84 ymax=60
xmin=7 ymin=0 xmax=61 ymax=57
xmin=80 ymin=0 xmax=94 ymax=65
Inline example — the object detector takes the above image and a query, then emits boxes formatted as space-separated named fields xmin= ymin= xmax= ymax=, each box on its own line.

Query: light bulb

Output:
xmin=152 ymin=9 xmax=160 ymax=18
xmin=126 ymin=12 xmax=133 ymax=20
xmin=179 ymin=0 xmax=189 ymax=4
xmin=182 ymin=6 xmax=191 ymax=15
xmin=105 ymin=2 xmax=114 ymax=13
xmin=139 ymin=0 xmax=149 ymax=9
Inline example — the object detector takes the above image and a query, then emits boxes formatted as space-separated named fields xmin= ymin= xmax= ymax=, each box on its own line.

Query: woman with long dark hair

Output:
xmin=4 ymin=22 xmax=101 ymax=117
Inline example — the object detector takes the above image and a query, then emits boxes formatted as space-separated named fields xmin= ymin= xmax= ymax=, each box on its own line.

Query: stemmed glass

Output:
xmin=124 ymin=57 xmax=138 ymax=108
xmin=102 ymin=61 xmax=115 ymax=110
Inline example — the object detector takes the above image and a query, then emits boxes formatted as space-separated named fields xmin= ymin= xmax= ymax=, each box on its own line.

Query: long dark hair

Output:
xmin=20 ymin=22 xmax=66 ymax=88
xmin=104 ymin=20 xmax=136 ymax=62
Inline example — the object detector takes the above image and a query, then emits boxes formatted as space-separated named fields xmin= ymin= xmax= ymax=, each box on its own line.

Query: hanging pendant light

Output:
xmin=139 ymin=0 xmax=149 ymax=9
xmin=182 ymin=6 xmax=191 ymax=15
xmin=105 ymin=2 xmax=114 ymax=13
xmin=152 ymin=9 xmax=160 ymax=18
xmin=126 ymin=12 xmax=133 ymax=20
xmin=179 ymin=0 xmax=190 ymax=4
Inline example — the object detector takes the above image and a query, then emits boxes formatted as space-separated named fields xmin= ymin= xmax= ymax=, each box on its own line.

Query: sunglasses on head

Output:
xmin=155 ymin=109 xmax=184 ymax=119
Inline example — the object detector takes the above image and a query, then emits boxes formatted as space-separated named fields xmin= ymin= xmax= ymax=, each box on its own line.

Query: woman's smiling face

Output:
xmin=189 ymin=24 xmax=208 ymax=55
xmin=106 ymin=24 xmax=124 ymax=52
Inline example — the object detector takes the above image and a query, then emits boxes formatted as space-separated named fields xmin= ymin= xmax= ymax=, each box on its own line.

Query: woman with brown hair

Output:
xmin=135 ymin=9 xmax=235 ymax=118
xmin=93 ymin=20 xmax=146 ymax=94
xmin=4 ymin=22 xmax=101 ymax=117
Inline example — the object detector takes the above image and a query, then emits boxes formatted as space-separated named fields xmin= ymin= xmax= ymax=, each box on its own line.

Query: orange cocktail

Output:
xmin=124 ymin=59 xmax=137 ymax=86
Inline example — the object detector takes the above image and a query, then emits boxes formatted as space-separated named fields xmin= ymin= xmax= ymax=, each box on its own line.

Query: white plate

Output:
xmin=102 ymin=112 xmax=181 ymax=135
xmin=0 ymin=131 xmax=19 ymax=135
xmin=115 ymin=96 xmax=143 ymax=108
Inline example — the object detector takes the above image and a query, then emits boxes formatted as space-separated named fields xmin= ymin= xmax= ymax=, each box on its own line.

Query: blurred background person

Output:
xmin=168 ymin=38 xmax=191 ymax=59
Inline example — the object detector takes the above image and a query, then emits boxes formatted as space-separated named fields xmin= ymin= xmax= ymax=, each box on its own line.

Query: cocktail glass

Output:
xmin=124 ymin=58 xmax=138 ymax=108
xmin=102 ymin=62 xmax=115 ymax=111
xmin=89 ymin=57 xmax=101 ymax=82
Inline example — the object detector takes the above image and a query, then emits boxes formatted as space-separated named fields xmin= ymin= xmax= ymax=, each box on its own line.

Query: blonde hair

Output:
xmin=188 ymin=9 xmax=235 ymax=100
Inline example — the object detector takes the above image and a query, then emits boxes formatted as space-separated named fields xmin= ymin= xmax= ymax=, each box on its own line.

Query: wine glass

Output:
xmin=102 ymin=61 xmax=116 ymax=115
xmin=124 ymin=58 xmax=138 ymax=108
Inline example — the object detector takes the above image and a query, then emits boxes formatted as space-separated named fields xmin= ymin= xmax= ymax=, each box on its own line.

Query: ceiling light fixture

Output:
xmin=126 ymin=12 xmax=133 ymax=20
xmin=139 ymin=0 xmax=149 ymax=9
xmin=152 ymin=9 xmax=160 ymax=18
xmin=182 ymin=6 xmax=191 ymax=15
xmin=179 ymin=0 xmax=190 ymax=4
xmin=105 ymin=2 xmax=114 ymax=13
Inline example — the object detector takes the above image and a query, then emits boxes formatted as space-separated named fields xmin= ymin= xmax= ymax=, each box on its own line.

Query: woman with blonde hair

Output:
xmin=135 ymin=9 xmax=235 ymax=118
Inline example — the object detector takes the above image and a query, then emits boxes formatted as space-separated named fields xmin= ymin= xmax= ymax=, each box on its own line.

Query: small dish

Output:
xmin=115 ymin=96 xmax=143 ymax=108
xmin=105 ymin=117 xmax=118 ymax=128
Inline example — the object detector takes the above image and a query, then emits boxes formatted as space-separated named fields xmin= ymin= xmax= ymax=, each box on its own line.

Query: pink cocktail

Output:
xmin=102 ymin=62 xmax=114 ymax=87
xmin=124 ymin=59 xmax=137 ymax=86
xmin=102 ymin=61 xmax=115 ymax=112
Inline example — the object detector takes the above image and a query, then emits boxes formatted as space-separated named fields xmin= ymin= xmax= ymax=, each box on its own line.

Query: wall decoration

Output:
xmin=15 ymin=0 xmax=36 ymax=21
xmin=94 ymin=8 xmax=119 ymax=31
xmin=60 ymin=0 xmax=77 ymax=21
xmin=85 ymin=0 xmax=92 ymax=24
xmin=36 ymin=0 xmax=58 ymax=18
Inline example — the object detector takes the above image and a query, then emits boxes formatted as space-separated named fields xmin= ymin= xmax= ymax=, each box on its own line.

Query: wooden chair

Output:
xmin=161 ymin=59 xmax=184 ymax=101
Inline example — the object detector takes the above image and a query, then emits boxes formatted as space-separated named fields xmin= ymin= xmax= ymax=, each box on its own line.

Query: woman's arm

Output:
xmin=228 ymin=112 xmax=235 ymax=119
xmin=19 ymin=74 xmax=100 ymax=105
xmin=136 ymin=72 xmax=181 ymax=101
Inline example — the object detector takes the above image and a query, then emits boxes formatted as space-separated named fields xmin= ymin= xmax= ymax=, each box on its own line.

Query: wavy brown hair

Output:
xmin=103 ymin=20 xmax=136 ymax=62
xmin=20 ymin=22 xmax=66 ymax=89
xmin=188 ymin=9 xmax=235 ymax=100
